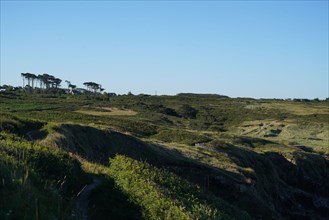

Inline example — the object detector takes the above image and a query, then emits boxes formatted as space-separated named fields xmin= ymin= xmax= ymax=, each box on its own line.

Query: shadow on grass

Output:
xmin=88 ymin=177 xmax=143 ymax=220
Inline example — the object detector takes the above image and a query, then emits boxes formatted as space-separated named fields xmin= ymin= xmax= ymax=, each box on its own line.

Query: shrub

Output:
xmin=178 ymin=104 xmax=198 ymax=119
xmin=109 ymin=155 xmax=250 ymax=220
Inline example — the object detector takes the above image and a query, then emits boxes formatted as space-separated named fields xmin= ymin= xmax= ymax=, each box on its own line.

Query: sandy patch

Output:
xmin=76 ymin=107 xmax=137 ymax=116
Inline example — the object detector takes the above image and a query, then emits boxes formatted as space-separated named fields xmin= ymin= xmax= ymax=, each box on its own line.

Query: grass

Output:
xmin=75 ymin=107 xmax=137 ymax=116
xmin=235 ymin=119 xmax=329 ymax=155
xmin=152 ymin=128 xmax=212 ymax=146
xmin=0 ymin=157 xmax=78 ymax=220
xmin=0 ymin=132 xmax=90 ymax=219
xmin=108 ymin=155 xmax=250 ymax=220
xmin=246 ymin=101 xmax=329 ymax=115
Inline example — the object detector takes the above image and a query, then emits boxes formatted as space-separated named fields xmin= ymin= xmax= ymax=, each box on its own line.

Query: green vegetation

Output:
xmin=0 ymin=132 xmax=89 ymax=219
xmin=109 ymin=155 xmax=250 ymax=220
xmin=1 ymin=89 xmax=328 ymax=219
xmin=153 ymin=128 xmax=211 ymax=145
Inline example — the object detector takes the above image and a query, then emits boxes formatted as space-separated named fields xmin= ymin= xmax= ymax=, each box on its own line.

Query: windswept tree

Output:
xmin=20 ymin=72 xmax=62 ymax=92
xmin=25 ymin=73 xmax=32 ymax=88
xmin=21 ymin=73 xmax=26 ymax=88
xmin=21 ymin=73 xmax=32 ymax=88
xmin=21 ymin=72 xmax=37 ymax=92
xmin=47 ymin=75 xmax=56 ymax=88
xmin=91 ymin=83 xmax=100 ymax=93
xmin=83 ymin=82 xmax=92 ymax=92
xmin=30 ymin=73 xmax=37 ymax=89
xmin=65 ymin=80 xmax=76 ymax=93
xmin=40 ymin=74 xmax=55 ymax=89
xmin=83 ymin=82 xmax=102 ymax=93
xmin=37 ymin=74 xmax=44 ymax=89
xmin=53 ymin=78 xmax=62 ymax=89
xmin=69 ymin=84 xmax=76 ymax=90
xmin=99 ymin=84 xmax=105 ymax=93
xmin=39 ymin=73 xmax=49 ymax=89
xmin=65 ymin=80 xmax=71 ymax=90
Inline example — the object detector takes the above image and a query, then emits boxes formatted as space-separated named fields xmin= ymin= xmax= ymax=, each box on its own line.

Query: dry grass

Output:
xmin=245 ymin=102 xmax=329 ymax=115
xmin=236 ymin=119 xmax=329 ymax=155
xmin=75 ymin=107 xmax=137 ymax=116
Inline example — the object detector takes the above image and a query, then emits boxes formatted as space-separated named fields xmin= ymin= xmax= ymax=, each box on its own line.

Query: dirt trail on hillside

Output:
xmin=76 ymin=177 xmax=101 ymax=220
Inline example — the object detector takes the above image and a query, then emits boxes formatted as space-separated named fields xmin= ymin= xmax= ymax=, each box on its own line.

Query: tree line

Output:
xmin=20 ymin=73 xmax=104 ymax=93
xmin=21 ymin=73 xmax=61 ymax=89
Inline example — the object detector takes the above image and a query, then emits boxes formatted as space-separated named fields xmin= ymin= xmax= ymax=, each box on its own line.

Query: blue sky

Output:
xmin=1 ymin=1 xmax=328 ymax=98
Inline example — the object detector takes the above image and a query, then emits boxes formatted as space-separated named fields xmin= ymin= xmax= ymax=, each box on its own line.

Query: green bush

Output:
xmin=178 ymin=104 xmax=198 ymax=119
xmin=109 ymin=155 xmax=250 ymax=220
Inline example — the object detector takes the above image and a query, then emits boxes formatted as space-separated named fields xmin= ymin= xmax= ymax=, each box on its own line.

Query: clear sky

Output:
xmin=1 ymin=1 xmax=328 ymax=99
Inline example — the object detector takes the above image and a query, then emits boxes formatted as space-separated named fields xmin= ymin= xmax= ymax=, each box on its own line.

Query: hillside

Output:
xmin=0 ymin=91 xmax=328 ymax=219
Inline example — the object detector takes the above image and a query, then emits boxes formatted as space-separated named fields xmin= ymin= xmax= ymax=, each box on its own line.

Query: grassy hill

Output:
xmin=0 ymin=91 xmax=328 ymax=219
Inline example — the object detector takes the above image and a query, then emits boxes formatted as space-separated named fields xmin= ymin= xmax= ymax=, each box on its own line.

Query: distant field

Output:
xmin=237 ymin=119 xmax=329 ymax=154
xmin=75 ymin=107 xmax=137 ymax=116
xmin=245 ymin=102 xmax=329 ymax=115
xmin=241 ymin=101 xmax=329 ymax=154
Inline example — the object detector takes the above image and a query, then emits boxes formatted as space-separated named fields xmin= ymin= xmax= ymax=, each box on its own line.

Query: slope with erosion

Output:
xmin=39 ymin=123 xmax=251 ymax=219
xmin=38 ymin=121 xmax=329 ymax=219
xmin=0 ymin=112 xmax=251 ymax=219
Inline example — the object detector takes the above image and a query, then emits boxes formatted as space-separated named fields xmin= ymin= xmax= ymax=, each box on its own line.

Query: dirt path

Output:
xmin=76 ymin=177 xmax=102 ymax=220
